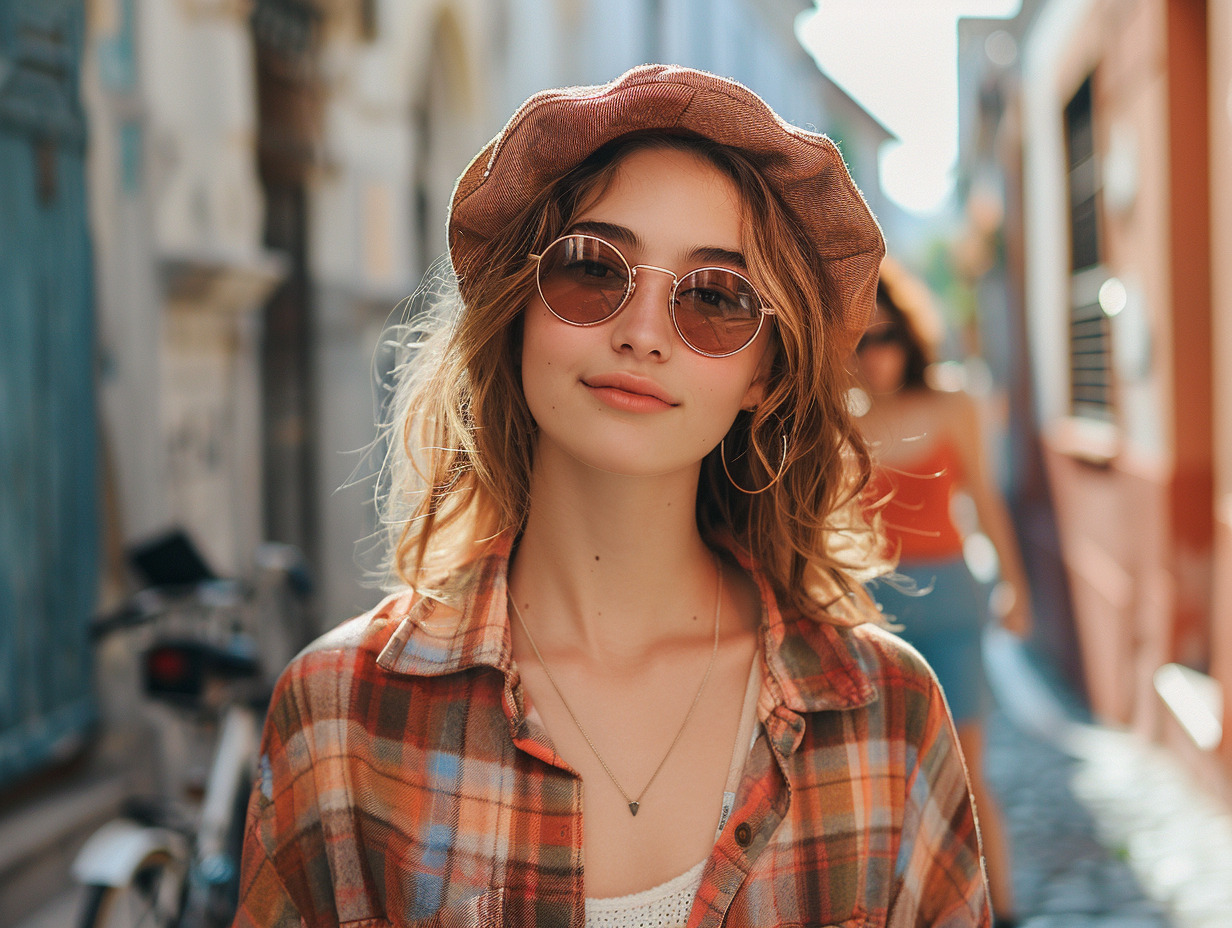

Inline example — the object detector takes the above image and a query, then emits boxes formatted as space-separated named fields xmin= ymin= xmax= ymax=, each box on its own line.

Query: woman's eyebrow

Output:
xmin=566 ymin=220 xmax=642 ymax=248
xmin=568 ymin=220 xmax=749 ymax=270
xmin=689 ymin=246 xmax=748 ymax=271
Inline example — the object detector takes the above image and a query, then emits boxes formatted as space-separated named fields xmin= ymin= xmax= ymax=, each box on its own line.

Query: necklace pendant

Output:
xmin=628 ymin=801 xmax=640 ymax=816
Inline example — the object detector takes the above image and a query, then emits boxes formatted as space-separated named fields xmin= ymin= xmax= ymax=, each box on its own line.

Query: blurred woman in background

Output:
xmin=857 ymin=257 xmax=1031 ymax=927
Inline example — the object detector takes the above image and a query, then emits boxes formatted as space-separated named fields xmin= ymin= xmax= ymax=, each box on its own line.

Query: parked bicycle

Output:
xmin=71 ymin=532 xmax=312 ymax=928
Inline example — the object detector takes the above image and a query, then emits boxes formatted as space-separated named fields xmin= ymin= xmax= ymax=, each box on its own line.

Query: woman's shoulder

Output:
xmin=271 ymin=590 xmax=423 ymax=701
xmin=305 ymin=590 xmax=419 ymax=655
xmin=841 ymin=621 xmax=943 ymax=698
xmin=774 ymin=603 xmax=940 ymax=704
xmin=831 ymin=623 xmax=957 ymax=751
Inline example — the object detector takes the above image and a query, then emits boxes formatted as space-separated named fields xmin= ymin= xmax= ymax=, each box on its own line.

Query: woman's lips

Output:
xmin=583 ymin=372 xmax=678 ymax=412
xmin=588 ymin=385 xmax=674 ymax=412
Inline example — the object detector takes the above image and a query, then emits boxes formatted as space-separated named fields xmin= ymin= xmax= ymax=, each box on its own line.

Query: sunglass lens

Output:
xmin=537 ymin=236 xmax=630 ymax=324
xmin=673 ymin=269 xmax=763 ymax=356
xmin=857 ymin=326 xmax=902 ymax=351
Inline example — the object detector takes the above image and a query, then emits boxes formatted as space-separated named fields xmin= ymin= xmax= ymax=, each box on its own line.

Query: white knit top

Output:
xmin=584 ymin=858 xmax=707 ymax=928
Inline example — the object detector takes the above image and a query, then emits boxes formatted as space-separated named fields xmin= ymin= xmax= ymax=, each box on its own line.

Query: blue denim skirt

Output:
xmin=868 ymin=556 xmax=990 ymax=724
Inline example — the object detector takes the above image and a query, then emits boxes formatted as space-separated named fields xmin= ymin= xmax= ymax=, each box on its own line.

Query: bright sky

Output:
xmin=798 ymin=0 xmax=1022 ymax=215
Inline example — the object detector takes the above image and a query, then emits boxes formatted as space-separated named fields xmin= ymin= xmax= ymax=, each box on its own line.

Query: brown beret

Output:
xmin=447 ymin=63 xmax=885 ymax=357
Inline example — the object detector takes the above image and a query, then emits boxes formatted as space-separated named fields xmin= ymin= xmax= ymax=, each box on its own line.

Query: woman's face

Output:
xmin=855 ymin=304 xmax=909 ymax=395
xmin=520 ymin=146 xmax=776 ymax=481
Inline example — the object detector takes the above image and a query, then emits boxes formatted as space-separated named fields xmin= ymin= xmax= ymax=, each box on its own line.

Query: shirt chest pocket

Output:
xmin=380 ymin=888 xmax=505 ymax=928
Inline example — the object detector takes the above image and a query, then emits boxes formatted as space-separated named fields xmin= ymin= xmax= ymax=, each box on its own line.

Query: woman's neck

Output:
xmin=508 ymin=445 xmax=719 ymax=660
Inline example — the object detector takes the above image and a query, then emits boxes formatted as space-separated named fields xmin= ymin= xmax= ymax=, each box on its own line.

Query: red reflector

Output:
xmin=149 ymin=648 xmax=191 ymax=683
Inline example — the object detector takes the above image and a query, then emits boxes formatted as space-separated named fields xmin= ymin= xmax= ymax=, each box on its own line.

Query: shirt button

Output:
xmin=734 ymin=822 xmax=752 ymax=847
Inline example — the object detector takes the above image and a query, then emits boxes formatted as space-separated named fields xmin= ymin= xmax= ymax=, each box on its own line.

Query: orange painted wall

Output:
xmin=1208 ymin=0 xmax=1232 ymax=777
xmin=1043 ymin=0 xmax=1171 ymax=730
xmin=1165 ymin=0 xmax=1214 ymax=667
xmin=1043 ymin=448 xmax=1170 ymax=726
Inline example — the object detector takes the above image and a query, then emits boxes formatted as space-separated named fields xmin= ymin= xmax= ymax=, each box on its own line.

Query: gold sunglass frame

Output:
xmin=528 ymin=233 xmax=776 ymax=359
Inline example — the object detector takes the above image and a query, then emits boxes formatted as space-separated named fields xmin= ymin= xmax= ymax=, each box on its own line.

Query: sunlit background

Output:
xmin=800 ymin=0 xmax=1022 ymax=214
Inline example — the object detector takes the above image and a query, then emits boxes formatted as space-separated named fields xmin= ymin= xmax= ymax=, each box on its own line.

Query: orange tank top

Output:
xmin=865 ymin=439 xmax=965 ymax=560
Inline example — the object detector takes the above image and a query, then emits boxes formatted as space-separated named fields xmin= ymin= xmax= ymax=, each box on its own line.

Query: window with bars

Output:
xmin=1064 ymin=77 xmax=1114 ymax=421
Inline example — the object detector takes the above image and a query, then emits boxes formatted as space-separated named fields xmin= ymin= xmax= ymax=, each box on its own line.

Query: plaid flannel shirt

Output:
xmin=234 ymin=539 xmax=990 ymax=927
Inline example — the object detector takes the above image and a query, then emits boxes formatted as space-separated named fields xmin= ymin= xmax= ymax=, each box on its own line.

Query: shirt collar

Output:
xmin=729 ymin=545 xmax=878 ymax=716
xmin=376 ymin=534 xmax=877 ymax=720
xmin=375 ymin=535 xmax=515 ymax=678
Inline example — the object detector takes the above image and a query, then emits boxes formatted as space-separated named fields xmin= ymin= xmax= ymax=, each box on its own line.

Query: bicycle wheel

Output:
xmin=78 ymin=850 xmax=186 ymax=928
xmin=179 ymin=775 xmax=253 ymax=928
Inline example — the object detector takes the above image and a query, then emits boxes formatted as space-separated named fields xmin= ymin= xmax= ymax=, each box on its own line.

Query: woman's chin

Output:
xmin=584 ymin=456 xmax=701 ymax=483
xmin=540 ymin=446 xmax=702 ymax=485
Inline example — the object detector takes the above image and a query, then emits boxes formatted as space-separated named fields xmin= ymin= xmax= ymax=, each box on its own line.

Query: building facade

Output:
xmin=86 ymin=0 xmax=284 ymax=589
xmin=956 ymin=0 xmax=1230 ymax=795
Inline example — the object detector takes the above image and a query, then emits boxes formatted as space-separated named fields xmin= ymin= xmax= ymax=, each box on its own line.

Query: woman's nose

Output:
xmin=610 ymin=267 xmax=676 ymax=360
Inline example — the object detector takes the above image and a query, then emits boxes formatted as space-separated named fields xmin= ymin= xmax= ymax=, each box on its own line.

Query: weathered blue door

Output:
xmin=0 ymin=0 xmax=98 ymax=788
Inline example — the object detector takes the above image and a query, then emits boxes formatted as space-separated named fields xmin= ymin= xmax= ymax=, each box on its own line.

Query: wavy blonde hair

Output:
xmin=378 ymin=133 xmax=887 ymax=624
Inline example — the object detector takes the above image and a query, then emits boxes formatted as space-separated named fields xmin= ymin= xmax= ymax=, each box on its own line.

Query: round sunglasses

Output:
xmin=856 ymin=325 xmax=907 ymax=352
xmin=528 ymin=234 xmax=775 ymax=358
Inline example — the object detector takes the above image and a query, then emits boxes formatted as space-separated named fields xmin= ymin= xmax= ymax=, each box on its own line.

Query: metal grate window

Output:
xmin=1069 ymin=267 xmax=1114 ymax=420
xmin=1064 ymin=77 xmax=1113 ymax=421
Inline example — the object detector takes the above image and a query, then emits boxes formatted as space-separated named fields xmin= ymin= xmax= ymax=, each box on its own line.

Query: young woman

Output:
xmin=857 ymin=258 xmax=1032 ymax=927
xmin=234 ymin=66 xmax=990 ymax=928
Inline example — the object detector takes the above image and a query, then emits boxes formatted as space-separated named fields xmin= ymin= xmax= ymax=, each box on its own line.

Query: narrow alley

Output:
xmin=984 ymin=632 xmax=1232 ymax=928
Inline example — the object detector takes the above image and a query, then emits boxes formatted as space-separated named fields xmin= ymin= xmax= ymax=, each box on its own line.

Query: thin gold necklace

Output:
xmin=508 ymin=558 xmax=722 ymax=817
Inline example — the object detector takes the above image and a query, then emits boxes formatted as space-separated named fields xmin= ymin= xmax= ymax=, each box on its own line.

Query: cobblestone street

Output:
xmin=984 ymin=631 xmax=1232 ymax=928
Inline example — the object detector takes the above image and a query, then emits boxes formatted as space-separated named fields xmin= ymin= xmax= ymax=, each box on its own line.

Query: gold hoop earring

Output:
xmin=720 ymin=433 xmax=790 ymax=495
